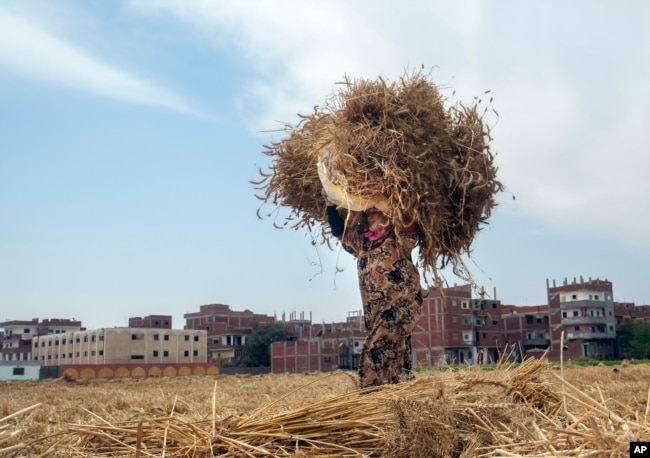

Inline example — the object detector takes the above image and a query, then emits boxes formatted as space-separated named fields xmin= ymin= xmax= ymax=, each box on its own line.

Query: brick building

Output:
xmin=184 ymin=303 xmax=275 ymax=363
xmin=271 ymin=311 xmax=367 ymax=374
xmin=270 ymin=277 xmax=650 ymax=373
xmin=546 ymin=277 xmax=617 ymax=360
xmin=128 ymin=315 xmax=172 ymax=329
xmin=0 ymin=318 xmax=83 ymax=361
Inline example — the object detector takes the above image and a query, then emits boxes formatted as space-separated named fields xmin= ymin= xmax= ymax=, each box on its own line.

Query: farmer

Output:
xmin=326 ymin=203 xmax=422 ymax=388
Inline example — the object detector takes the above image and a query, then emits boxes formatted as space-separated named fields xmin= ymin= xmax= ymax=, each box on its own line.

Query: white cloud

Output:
xmin=0 ymin=9 xmax=199 ymax=116
xmin=130 ymin=0 xmax=650 ymax=253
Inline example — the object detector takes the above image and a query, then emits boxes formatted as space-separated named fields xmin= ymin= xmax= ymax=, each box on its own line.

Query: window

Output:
xmin=452 ymin=300 xmax=458 ymax=307
xmin=83 ymin=336 xmax=88 ymax=342
xmin=193 ymin=350 xmax=198 ymax=357
xmin=163 ymin=351 xmax=169 ymax=357
xmin=13 ymin=367 xmax=25 ymax=376
xmin=594 ymin=295 xmax=599 ymax=300
xmin=572 ymin=294 xmax=577 ymax=300
xmin=131 ymin=355 xmax=145 ymax=360
xmin=492 ymin=320 xmax=498 ymax=325
xmin=153 ymin=334 xmax=159 ymax=341
xmin=153 ymin=351 xmax=159 ymax=357
xmin=536 ymin=318 xmax=541 ymax=323
xmin=164 ymin=335 xmax=169 ymax=341
xmin=99 ymin=350 xmax=103 ymax=356
xmin=184 ymin=350 xmax=189 ymax=357
xmin=194 ymin=336 xmax=199 ymax=342
xmin=574 ymin=326 xmax=580 ymax=331
xmin=83 ymin=351 xmax=88 ymax=357
xmin=91 ymin=351 xmax=95 ymax=356
xmin=185 ymin=335 xmax=190 ymax=341
xmin=573 ymin=311 xmax=579 ymax=317
xmin=62 ymin=338 xmax=67 ymax=344
xmin=132 ymin=334 xmax=144 ymax=341
xmin=99 ymin=335 xmax=104 ymax=341
xmin=452 ymin=316 xmax=457 ymax=323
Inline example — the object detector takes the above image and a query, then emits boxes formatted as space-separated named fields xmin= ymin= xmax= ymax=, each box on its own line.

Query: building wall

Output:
xmin=547 ymin=277 xmax=617 ymax=360
xmin=0 ymin=360 xmax=41 ymax=381
xmin=33 ymin=328 xmax=207 ymax=366
xmin=0 ymin=318 xmax=82 ymax=361
xmin=184 ymin=303 xmax=275 ymax=363
xmin=128 ymin=315 xmax=172 ymax=329
xmin=59 ymin=362 xmax=219 ymax=380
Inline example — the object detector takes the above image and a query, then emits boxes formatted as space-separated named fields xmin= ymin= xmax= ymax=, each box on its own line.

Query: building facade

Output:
xmin=128 ymin=315 xmax=173 ymax=329
xmin=33 ymin=327 xmax=207 ymax=366
xmin=184 ymin=304 xmax=275 ymax=363
xmin=270 ymin=277 xmax=646 ymax=373
xmin=547 ymin=277 xmax=617 ymax=360
xmin=0 ymin=318 xmax=83 ymax=361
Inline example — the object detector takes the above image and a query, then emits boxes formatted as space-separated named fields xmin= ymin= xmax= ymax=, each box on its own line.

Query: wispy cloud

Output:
xmin=130 ymin=0 xmax=650 ymax=253
xmin=0 ymin=9 xmax=200 ymax=117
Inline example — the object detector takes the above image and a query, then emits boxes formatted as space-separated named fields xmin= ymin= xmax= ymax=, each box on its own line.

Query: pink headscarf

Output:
xmin=364 ymin=224 xmax=394 ymax=241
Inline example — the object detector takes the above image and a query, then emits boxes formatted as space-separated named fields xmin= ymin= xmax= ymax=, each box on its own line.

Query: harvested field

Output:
xmin=1 ymin=359 xmax=648 ymax=457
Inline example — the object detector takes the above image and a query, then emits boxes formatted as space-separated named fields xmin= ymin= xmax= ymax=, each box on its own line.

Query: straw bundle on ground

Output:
xmin=253 ymin=69 xmax=503 ymax=286
xmin=4 ymin=357 xmax=648 ymax=457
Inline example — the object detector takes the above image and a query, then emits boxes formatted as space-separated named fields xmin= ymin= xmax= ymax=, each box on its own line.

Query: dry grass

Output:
xmin=1 ymin=359 xmax=648 ymax=457
xmin=252 ymin=69 xmax=503 ymax=289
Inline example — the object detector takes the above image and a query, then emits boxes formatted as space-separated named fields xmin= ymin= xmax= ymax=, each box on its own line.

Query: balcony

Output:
xmin=566 ymin=331 xmax=616 ymax=340
xmin=560 ymin=299 xmax=611 ymax=309
xmin=561 ymin=316 xmax=614 ymax=325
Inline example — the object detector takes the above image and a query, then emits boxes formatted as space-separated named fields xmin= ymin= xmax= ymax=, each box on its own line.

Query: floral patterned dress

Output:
xmin=337 ymin=218 xmax=423 ymax=388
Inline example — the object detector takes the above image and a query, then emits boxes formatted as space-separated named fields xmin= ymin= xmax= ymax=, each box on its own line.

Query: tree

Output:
xmin=630 ymin=323 xmax=650 ymax=359
xmin=616 ymin=320 xmax=650 ymax=359
xmin=241 ymin=321 xmax=290 ymax=367
xmin=616 ymin=319 xmax=635 ymax=358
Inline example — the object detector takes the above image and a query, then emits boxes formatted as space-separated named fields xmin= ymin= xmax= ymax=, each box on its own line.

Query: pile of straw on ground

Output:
xmin=3 ymin=357 xmax=647 ymax=457
xmin=253 ymin=69 xmax=503 ymax=286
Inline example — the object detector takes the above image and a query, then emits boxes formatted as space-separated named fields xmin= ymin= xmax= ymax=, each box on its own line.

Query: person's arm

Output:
xmin=326 ymin=205 xmax=345 ymax=237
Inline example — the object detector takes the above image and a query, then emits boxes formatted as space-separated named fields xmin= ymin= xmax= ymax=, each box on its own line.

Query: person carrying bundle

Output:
xmin=325 ymin=201 xmax=422 ymax=388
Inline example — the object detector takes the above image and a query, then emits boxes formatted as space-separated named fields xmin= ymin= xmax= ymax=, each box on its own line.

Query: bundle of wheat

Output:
xmin=253 ymin=69 xmax=503 ymax=286
xmin=8 ymin=355 xmax=649 ymax=457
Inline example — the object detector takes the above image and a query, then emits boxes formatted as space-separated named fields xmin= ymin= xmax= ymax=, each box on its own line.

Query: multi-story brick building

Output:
xmin=614 ymin=302 xmax=650 ymax=325
xmin=270 ymin=276 xmax=649 ymax=373
xmin=547 ymin=277 xmax=617 ymax=360
xmin=128 ymin=315 xmax=173 ymax=329
xmin=271 ymin=311 xmax=367 ymax=374
xmin=0 ymin=318 xmax=83 ymax=361
xmin=184 ymin=303 xmax=275 ymax=363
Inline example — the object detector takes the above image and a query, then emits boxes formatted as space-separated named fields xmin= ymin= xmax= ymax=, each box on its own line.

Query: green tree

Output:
xmin=616 ymin=319 xmax=635 ymax=358
xmin=630 ymin=323 xmax=650 ymax=359
xmin=241 ymin=321 xmax=290 ymax=367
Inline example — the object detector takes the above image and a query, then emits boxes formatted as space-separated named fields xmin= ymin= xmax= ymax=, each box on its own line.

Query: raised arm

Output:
xmin=326 ymin=205 xmax=345 ymax=238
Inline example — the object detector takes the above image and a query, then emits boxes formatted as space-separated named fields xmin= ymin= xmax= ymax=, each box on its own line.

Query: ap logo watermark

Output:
xmin=631 ymin=442 xmax=650 ymax=457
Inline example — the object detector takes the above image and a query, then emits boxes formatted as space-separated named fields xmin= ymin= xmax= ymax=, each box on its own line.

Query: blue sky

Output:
xmin=1 ymin=1 xmax=649 ymax=330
